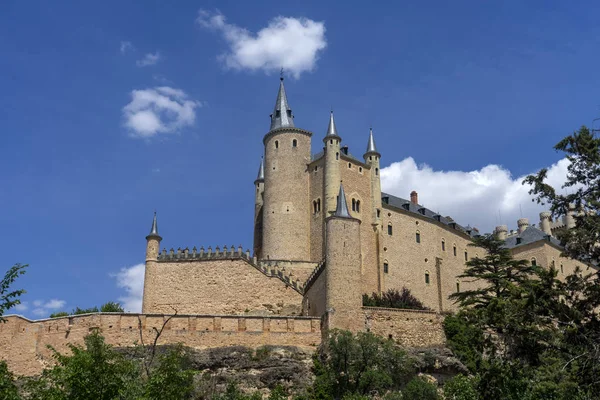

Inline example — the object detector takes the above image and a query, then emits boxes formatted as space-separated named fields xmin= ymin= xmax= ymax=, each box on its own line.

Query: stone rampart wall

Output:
xmin=0 ymin=313 xmax=322 ymax=376
xmin=363 ymin=307 xmax=446 ymax=348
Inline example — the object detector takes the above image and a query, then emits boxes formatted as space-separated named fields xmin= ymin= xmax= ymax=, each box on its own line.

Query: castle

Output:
xmin=141 ymin=77 xmax=589 ymax=330
xmin=0 ymin=77 xmax=591 ymax=376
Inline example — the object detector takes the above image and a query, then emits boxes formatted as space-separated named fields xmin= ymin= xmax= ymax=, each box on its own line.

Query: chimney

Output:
xmin=410 ymin=191 xmax=418 ymax=205
xmin=517 ymin=218 xmax=529 ymax=234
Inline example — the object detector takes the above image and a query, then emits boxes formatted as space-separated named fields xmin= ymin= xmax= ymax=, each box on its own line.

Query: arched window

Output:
xmin=275 ymin=140 xmax=279 ymax=149
xmin=356 ymin=200 xmax=360 ymax=213
xmin=375 ymin=168 xmax=379 ymax=176
xmin=425 ymin=271 xmax=430 ymax=285
xmin=441 ymin=240 xmax=446 ymax=251
xmin=531 ymin=258 xmax=537 ymax=267
xmin=453 ymin=245 xmax=457 ymax=257
xmin=348 ymin=163 xmax=352 ymax=169
xmin=292 ymin=139 xmax=297 ymax=147
xmin=383 ymin=262 xmax=389 ymax=274
xmin=387 ymin=223 xmax=393 ymax=236
xmin=464 ymin=251 xmax=468 ymax=261
xmin=416 ymin=231 xmax=421 ymax=243
xmin=359 ymin=167 xmax=363 ymax=173
xmin=352 ymin=199 xmax=356 ymax=211
xmin=330 ymin=139 xmax=333 ymax=145
xmin=317 ymin=199 xmax=321 ymax=212
xmin=561 ymin=263 xmax=564 ymax=273
xmin=336 ymin=152 xmax=339 ymax=160
xmin=313 ymin=201 xmax=317 ymax=214
xmin=456 ymin=280 xmax=460 ymax=293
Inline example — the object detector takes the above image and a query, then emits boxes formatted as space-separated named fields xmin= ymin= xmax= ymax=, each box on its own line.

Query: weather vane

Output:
xmin=280 ymin=68 xmax=284 ymax=80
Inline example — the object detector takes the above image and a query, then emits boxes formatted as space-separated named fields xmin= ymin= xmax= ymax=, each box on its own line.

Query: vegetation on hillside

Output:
xmin=362 ymin=288 xmax=429 ymax=310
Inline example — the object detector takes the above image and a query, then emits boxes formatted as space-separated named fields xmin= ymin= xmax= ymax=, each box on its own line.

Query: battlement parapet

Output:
xmin=303 ymin=259 xmax=326 ymax=293
xmin=156 ymin=246 xmax=305 ymax=294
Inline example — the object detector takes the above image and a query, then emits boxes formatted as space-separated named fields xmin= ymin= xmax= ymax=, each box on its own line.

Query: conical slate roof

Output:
xmin=334 ymin=183 xmax=351 ymax=218
xmin=269 ymin=77 xmax=294 ymax=131
xmin=365 ymin=127 xmax=380 ymax=156
xmin=256 ymin=157 xmax=264 ymax=182
xmin=146 ymin=211 xmax=162 ymax=239
xmin=324 ymin=111 xmax=340 ymax=139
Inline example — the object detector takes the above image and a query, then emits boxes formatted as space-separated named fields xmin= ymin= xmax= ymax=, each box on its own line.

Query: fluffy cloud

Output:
xmin=120 ymin=41 xmax=133 ymax=54
xmin=197 ymin=10 xmax=326 ymax=78
xmin=381 ymin=157 xmax=571 ymax=233
xmin=136 ymin=51 xmax=161 ymax=67
xmin=122 ymin=87 xmax=201 ymax=138
xmin=113 ymin=263 xmax=145 ymax=313
xmin=31 ymin=299 xmax=67 ymax=317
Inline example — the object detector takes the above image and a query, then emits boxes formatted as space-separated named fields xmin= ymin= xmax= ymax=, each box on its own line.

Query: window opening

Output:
xmin=416 ymin=231 xmax=421 ymax=243
xmin=292 ymin=139 xmax=297 ymax=147
xmin=442 ymin=240 xmax=445 ymax=251
xmin=387 ymin=224 xmax=393 ymax=235
xmin=383 ymin=263 xmax=389 ymax=274
xmin=425 ymin=272 xmax=430 ymax=285
xmin=275 ymin=140 xmax=279 ymax=149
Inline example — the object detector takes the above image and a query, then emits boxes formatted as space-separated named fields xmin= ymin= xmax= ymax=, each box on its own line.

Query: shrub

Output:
xmin=401 ymin=376 xmax=439 ymax=400
xmin=362 ymin=288 xmax=430 ymax=310
xmin=49 ymin=311 xmax=69 ymax=318
xmin=100 ymin=301 xmax=124 ymax=312
xmin=443 ymin=374 xmax=479 ymax=400
xmin=0 ymin=361 xmax=20 ymax=400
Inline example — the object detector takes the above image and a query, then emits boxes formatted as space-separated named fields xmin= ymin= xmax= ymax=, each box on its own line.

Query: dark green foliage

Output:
xmin=0 ymin=360 xmax=20 ymax=400
xmin=1 ymin=263 xmax=27 ymax=322
xmin=311 ymin=330 xmax=414 ymax=398
xmin=442 ymin=374 xmax=478 ymax=400
xmin=48 ymin=312 xmax=69 ymax=319
xmin=146 ymin=345 xmax=194 ymax=400
xmin=99 ymin=302 xmax=124 ymax=313
xmin=524 ymin=125 xmax=600 ymax=264
xmin=362 ymin=288 xmax=429 ymax=310
xmin=213 ymin=383 xmax=262 ymax=400
xmin=71 ymin=306 xmax=99 ymax=315
xmin=401 ymin=376 xmax=438 ymax=400
xmin=442 ymin=314 xmax=484 ymax=373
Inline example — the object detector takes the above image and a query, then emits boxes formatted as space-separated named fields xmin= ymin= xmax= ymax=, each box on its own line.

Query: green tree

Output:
xmin=145 ymin=345 xmax=194 ymax=400
xmin=71 ymin=306 xmax=99 ymax=315
xmin=0 ymin=360 xmax=21 ymax=400
xmin=1 ymin=263 xmax=27 ymax=322
xmin=99 ymin=302 xmax=124 ymax=313
xmin=401 ymin=376 xmax=438 ymax=400
xmin=49 ymin=312 xmax=69 ymax=319
xmin=442 ymin=374 xmax=479 ymax=400
xmin=442 ymin=314 xmax=484 ymax=373
xmin=362 ymin=288 xmax=429 ymax=310
xmin=524 ymin=125 xmax=600 ymax=264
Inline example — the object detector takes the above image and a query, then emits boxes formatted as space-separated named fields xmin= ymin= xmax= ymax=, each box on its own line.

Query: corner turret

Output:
xmin=364 ymin=128 xmax=382 ymax=224
xmin=142 ymin=212 xmax=162 ymax=313
xmin=253 ymin=157 xmax=265 ymax=257
xmin=324 ymin=111 xmax=342 ymax=215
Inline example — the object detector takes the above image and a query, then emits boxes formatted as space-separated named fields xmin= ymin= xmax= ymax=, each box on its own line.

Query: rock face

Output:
xmin=121 ymin=345 xmax=315 ymax=395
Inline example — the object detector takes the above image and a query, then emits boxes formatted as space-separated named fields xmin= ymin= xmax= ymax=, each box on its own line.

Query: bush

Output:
xmin=146 ymin=344 xmax=195 ymax=400
xmin=100 ymin=301 xmax=124 ymax=312
xmin=442 ymin=313 xmax=484 ymax=373
xmin=443 ymin=374 xmax=479 ymax=400
xmin=49 ymin=311 xmax=69 ymax=318
xmin=72 ymin=306 xmax=99 ymax=315
xmin=0 ymin=361 xmax=20 ymax=400
xmin=401 ymin=376 xmax=438 ymax=400
xmin=362 ymin=288 xmax=429 ymax=310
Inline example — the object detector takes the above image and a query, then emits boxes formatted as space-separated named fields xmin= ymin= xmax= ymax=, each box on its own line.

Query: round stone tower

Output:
xmin=517 ymin=218 xmax=529 ymax=234
xmin=253 ymin=157 xmax=265 ymax=258
xmin=142 ymin=212 xmax=161 ymax=313
xmin=364 ymin=127 xmax=382 ymax=225
xmin=261 ymin=77 xmax=312 ymax=261
xmin=539 ymin=211 xmax=552 ymax=235
xmin=323 ymin=111 xmax=341 ymax=216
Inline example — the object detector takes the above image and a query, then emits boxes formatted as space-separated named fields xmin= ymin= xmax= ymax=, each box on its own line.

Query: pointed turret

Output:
xmin=334 ymin=183 xmax=351 ymax=218
xmin=269 ymin=77 xmax=294 ymax=131
xmin=364 ymin=127 xmax=380 ymax=158
xmin=324 ymin=111 xmax=341 ymax=142
xmin=146 ymin=212 xmax=162 ymax=240
xmin=255 ymin=157 xmax=264 ymax=183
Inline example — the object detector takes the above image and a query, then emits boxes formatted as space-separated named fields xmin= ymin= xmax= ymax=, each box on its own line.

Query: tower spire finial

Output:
xmin=364 ymin=126 xmax=380 ymax=157
xmin=269 ymin=76 xmax=294 ymax=131
xmin=146 ymin=211 xmax=162 ymax=240
xmin=334 ymin=182 xmax=351 ymax=218
xmin=280 ymin=67 xmax=284 ymax=81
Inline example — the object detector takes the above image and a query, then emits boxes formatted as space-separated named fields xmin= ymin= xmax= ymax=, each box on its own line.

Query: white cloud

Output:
xmin=197 ymin=10 xmax=327 ymax=78
xmin=136 ymin=51 xmax=161 ymax=67
xmin=113 ymin=263 xmax=145 ymax=313
xmin=30 ymin=299 xmax=67 ymax=317
xmin=122 ymin=86 xmax=201 ymax=138
xmin=120 ymin=41 xmax=133 ymax=54
xmin=381 ymin=157 xmax=571 ymax=234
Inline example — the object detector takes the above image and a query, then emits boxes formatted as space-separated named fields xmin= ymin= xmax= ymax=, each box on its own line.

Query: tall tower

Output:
xmin=261 ymin=77 xmax=312 ymax=261
xmin=253 ymin=157 xmax=265 ymax=257
xmin=323 ymin=111 xmax=341 ymax=216
xmin=324 ymin=183 xmax=362 ymax=331
xmin=364 ymin=128 xmax=382 ymax=225
xmin=142 ymin=212 xmax=161 ymax=313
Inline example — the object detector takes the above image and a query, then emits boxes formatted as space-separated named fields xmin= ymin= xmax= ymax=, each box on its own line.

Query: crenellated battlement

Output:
xmin=156 ymin=246 xmax=306 ymax=294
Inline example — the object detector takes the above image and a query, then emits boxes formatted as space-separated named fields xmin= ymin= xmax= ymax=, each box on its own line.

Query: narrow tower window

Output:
xmin=425 ymin=271 xmax=430 ymax=285
xmin=376 ymin=209 xmax=381 ymax=218
xmin=356 ymin=200 xmax=360 ymax=213
xmin=464 ymin=251 xmax=468 ymax=261
xmin=352 ymin=199 xmax=356 ymax=212
xmin=275 ymin=140 xmax=279 ymax=149
xmin=383 ymin=262 xmax=389 ymax=274
xmin=292 ymin=139 xmax=297 ymax=147
xmin=441 ymin=240 xmax=446 ymax=251
xmin=317 ymin=199 xmax=321 ymax=212
xmin=348 ymin=163 xmax=352 ymax=169
xmin=531 ymin=258 xmax=537 ymax=267
xmin=313 ymin=201 xmax=317 ymax=214
xmin=330 ymin=139 xmax=333 ymax=144
xmin=375 ymin=168 xmax=379 ymax=176
xmin=336 ymin=152 xmax=339 ymax=160
xmin=416 ymin=231 xmax=421 ymax=243
xmin=456 ymin=281 xmax=460 ymax=293
xmin=560 ymin=263 xmax=564 ymax=273
xmin=387 ymin=223 xmax=393 ymax=236
xmin=453 ymin=245 xmax=457 ymax=257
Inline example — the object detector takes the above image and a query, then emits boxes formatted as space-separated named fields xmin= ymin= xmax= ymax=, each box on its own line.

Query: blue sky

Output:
xmin=2 ymin=1 xmax=599 ymax=317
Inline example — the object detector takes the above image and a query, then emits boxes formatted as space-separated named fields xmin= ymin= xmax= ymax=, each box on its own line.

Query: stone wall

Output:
xmin=143 ymin=257 xmax=303 ymax=315
xmin=510 ymin=241 xmax=590 ymax=277
xmin=363 ymin=307 xmax=446 ymax=348
xmin=0 ymin=313 xmax=321 ymax=376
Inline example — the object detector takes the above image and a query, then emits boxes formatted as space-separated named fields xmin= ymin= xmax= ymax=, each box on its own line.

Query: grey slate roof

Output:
xmin=381 ymin=192 xmax=480 ymax=237
xmin=325 ymin=111 xmax=340 ymax=139
xmin=365 ymin=128 xmax=380 ymax=156
xmin=503 ymin=226 xmax=562 ymax=249
xmin=146 ymin=212 xmax=161 ymax=240
xmin=269 ymin=77 xmax=294 ymax=131
xmin=335 ymin=184 xmax=351 ymax=218
xmin=256 ymin=157 xmax=264 ymax=182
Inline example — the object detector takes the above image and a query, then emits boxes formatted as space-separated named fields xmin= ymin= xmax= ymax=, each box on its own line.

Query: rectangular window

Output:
xmin=425 ymin=273 xmax=430 ymax=284
xmin=387 ymin=225 xmax=393 ymax=235
xmin=383 ymin=263 xmax=388 ymax=274
xmin=416 ymin=232 xmax=421 ymax=243
xmin=376 ymin=209 xmax=381 ymax=218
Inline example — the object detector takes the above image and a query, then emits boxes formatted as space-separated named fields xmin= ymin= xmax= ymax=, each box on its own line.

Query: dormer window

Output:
xmin=275 ymin=110 xmax=281 ymax=117
xmin=286 ymin=110 xmax=292 ymax=118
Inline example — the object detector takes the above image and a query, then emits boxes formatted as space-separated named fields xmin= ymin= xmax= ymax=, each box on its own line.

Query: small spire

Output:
xmin=364 ymin=127 xmax=380 ymax=157
xmin=269 ymin=76 xmax=294 ymax=131
xmin=146 ymin=211 xmax=162 ymax=240
xmin=255 ymin=157 xmax=264 ymax=182
xmin=323 ymin=111 xmax=341 ymax=142
xmin=334 ymin=183 xmax=351 ymax=218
